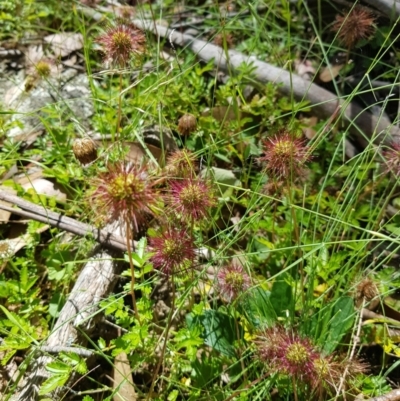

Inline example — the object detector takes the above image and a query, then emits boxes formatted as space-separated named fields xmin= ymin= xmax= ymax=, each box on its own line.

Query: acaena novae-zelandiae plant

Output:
xmin=88 ymin=161 xmax=161 ymax=320
xmin=96 ymin=21 xmax=146 ymax=141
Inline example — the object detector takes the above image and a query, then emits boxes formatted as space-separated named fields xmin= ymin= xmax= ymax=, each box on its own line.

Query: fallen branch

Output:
xmin=128 ymin=19 xmax=400 ymax=148
xmin=0 ymin=192 xmax=128 ymax=400
xmin=0 ymin=191 xmax=129 ymax=252
xmin=78 ymin=5 xmax=400 ymax=146
xmin=363 ymin=389 xmax=400 ymax=401
xmin=14 ymin=248 xmax=121 ymax=401
xmin=363 ymin=0 xmax=400 ymax=19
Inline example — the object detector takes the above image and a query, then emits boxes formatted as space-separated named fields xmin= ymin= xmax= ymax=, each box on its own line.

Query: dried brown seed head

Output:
xmin=178 ymin=114 xmax=197 ymax=136
xmin=72 ymin=138 xmax=97 ymax=165
xmin=332 ymin=6 xmax=376 ymax=49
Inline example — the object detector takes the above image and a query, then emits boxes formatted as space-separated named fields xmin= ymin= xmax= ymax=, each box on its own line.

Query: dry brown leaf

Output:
xmin=202 ymin=105 xmax=237 ymax=122
xmin=319 ymin=64 xmax=344 ymax=83
xmin=112 ymin=352 xmax=137 ymax=401
xmin=301 ymin=116 xmax=319 ymax=140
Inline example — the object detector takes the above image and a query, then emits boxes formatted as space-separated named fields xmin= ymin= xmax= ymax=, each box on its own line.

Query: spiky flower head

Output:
xmin=354 ymin=276 xmax=379 ymax=309
xmin=332 ymin=5 xmax=376 ymax=49
xmin=311 ymin=354 xmax=367 ymax=396
xmin=72 ymin=137 xmax=97 ymax=165
xmin=213 ymin=32 xmax=234 ymax=48
xmin=177 ymin=114 xmax=197 ymax=136
xmin=217 ymin=262 xmax=251 ymax=302
xmin=256 ymin=326 xmax=318 ymax=381
xmin=169 ymin=177 xmax=216 ymax=221
xmin=89 ymin=162 xmax=160 ymax=231
xmin=256 ymin=326 xmax=368 ymax=392
xmin=383 ymin=142 xmax=400 ymax=177
xmin=165 ymin=149 xmax=197 ymax=179
xmin=96 ymin=22 xmax=146 ymax=67
xmin=0 ymin=240 xmax=14 ymax=259
xmin=258 ymin=129 xmax=310 ymax=180
xmin=356 ymin=277 xmax=379 ymax=302
xmin=35 ymin=60 xmax=51 ymax=77
xmin=149 ymin=227 xmax=196 ymax=276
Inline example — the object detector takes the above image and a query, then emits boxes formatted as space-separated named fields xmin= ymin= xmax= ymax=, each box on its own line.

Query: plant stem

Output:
xmin=286 ymin=179 xmax=305 ymax=307
xmin=116 ymin=72 xmax=123 ymax=142
xmin=126 ymin=220 xmax=140 ymax=323
xmin=292 ymin=376 xmax=299 ymax=401
xmin=234 ymin=309 xmax=247 ymax=382
xmin=147 ymin=279 xmax=176 ymax=400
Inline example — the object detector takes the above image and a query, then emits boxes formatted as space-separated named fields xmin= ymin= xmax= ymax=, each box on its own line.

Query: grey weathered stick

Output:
xmin=15 ymin=248 xmax=121 ymax=401
xmin=0 ymin=194 xmax=127 ymax=400
xmin=0 ymin=191 xmax=128 ymax=252
xmin=78 ymin=5 xmax=400 ymax=145
xmin=364 ymin=389 xmax=400 ymax=401
xmin=130 ymin=19 xmax=400 ymax=148
xmin=364 ymin=0 xmax=400 ymax=19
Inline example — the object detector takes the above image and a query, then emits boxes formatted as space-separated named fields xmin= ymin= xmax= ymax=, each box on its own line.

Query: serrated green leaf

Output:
xmin=0 ymin=306 xmax=34 ymax=341
xmin=168 ymin=389 xmax=179 ymax=401
xmin=75 ymin=358 xmax=88 ymax=375
xmin=45 ymin=361 xmax=70 ymax=374
xmin=1 ymin=349 xmax=16 ymax=365
xmin=39 ymin=373 xmax=69 ymax=395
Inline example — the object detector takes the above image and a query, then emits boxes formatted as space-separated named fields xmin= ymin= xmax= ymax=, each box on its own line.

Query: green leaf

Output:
xmin=98 ymin=337 xmax=106 ymax=350
xmin=136 ymin=237 xmax=147 ymax=260
xmin=385 ymin=224 xmax=400 ymax=236
xmin=1 ymin=350 xmax=16 ymax=365
xmin=45 ymin=361 xmax=70 ymax=374
xmin=269 ymin=275 xmax=293 ymax=317
xmin=49 ymin=292 xmax=65 ymax=318
xmin=207 ymin=167 xmax=241 ymax=188
xmin=39 ymin=373 xmax=69 ymax=395
xmin=168 ymin=390 xmax=179 ymax=401
xmin=0 ymin=306 xmax=34 ymax=339
xmin=191 ymin=353 xmax=223 ymax=387
xmin=82 ymin=396 xmax=95 ymax=401
xmin=188 ymin=309 xmax=240 ymax=357
xmin=60 ymin=352 xmax=87 ymax=374
xmin=322 ymin=296 xmax=355 ymax=354
xmin=20 ymin=263 xmax=28 ymax=292
xmin=239 ymin=287 xmax=276 ymax=328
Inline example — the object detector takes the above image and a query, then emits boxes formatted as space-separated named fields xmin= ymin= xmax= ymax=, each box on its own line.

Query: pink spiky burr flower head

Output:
xmin=165 ymin=149 xmax=198 ymax=179
xmin=217 ymin=262 xmax=251 ymax=302
xmin=256 ymin=326 xmax=319 ymax=382
xmin=332 ymin=5 xmax=376 ymax=49
xmin=177 ymin=114 xmax=197 ymax=136
xmin=383 ymin=142 xmax=400 ymax=178
xmin=258 ymin=129 xmax=310 ymax=180
xmin=89 ymin=161 xmax=160 ymax=232
xmin=149 ymin=227 xmax=196 ymax=276
xmin=169 ymin=177 xmax=216 ymax=222
xmin=96 ymin=22 xmax=146 ymax=67
xmin=311 ymin=354 xmax=368 ymax=396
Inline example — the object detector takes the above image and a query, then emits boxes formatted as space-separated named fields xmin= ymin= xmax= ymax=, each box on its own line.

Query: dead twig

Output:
xmin=128 ymin=19 xmax=400 ymax=149
xmin=363 ymin=389 xmax=400 ymax=401
xmin=0 ymin=191 xmax=129 ymax=252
